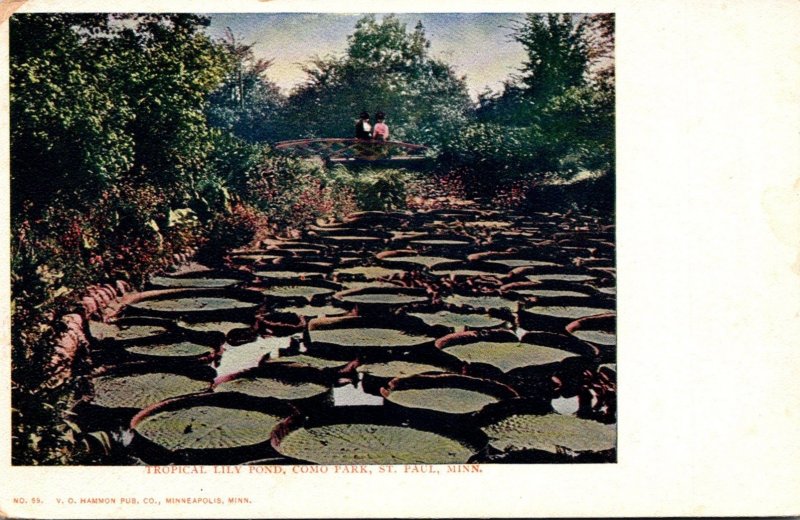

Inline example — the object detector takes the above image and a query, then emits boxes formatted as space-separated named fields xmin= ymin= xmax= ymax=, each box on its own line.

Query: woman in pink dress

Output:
xmin=372 ymin=111 xmax=389 ymax=142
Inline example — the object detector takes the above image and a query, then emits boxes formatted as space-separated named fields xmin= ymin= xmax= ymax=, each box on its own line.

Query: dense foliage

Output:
xmin=441 ymin=14 xmax=615 ymax=196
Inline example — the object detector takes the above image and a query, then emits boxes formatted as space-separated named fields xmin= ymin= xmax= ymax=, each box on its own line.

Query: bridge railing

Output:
xmin=274 ymin=138 xmax=429 ymax=161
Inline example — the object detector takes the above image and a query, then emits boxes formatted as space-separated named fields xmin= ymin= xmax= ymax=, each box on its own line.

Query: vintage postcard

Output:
xmin=1 ymin=0 xmax=798 ymax=518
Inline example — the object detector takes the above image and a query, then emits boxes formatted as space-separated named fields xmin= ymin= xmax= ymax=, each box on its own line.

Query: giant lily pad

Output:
xmin=265 ymin=354 xmax=355 ymax=371
xmin=276 ymin=304 xmax=348 ymax=318
xmin=571 ymin=330 xmax=616 ymax=346
xmin=386 ymin=388 xmax=499 ymax=415
xmin=253 ymin=271 xmax=325 ymax=280
xmin=335 ymin=265 xmax=405 ymax=279
xmin=125 ymin=341 xmax=217 ymax=361
xmin=214 ymin=376 xmax=329 ymax=402
xmin=357 ymin=360 xmax=451 ymax=395
xmin=442 ymin=341 xmax=579 ymax=373
xmin=481 ymin=413 xmax=616 ymax=457
xmin=88 ymin=319 xmax=171 ymax=344
xmin=91 ymin=372 xmax=211 ymax=410
xmin=487 ymin=259 xmax=559 ymax=268
xmin=382 ymin=374 xmax=518 ymax=419
xmin=148 ymin=276 xmax=242 ymax=289
xmin=511 ymin=289 xmax=590 ymax=298
xmin=380 ymin=255 xmax=456 ymax=269
xmin=176 ymin=320 xmax=253 ymax=336
xmin=526 ymin=274 xmax=597 ymax=283
xmin=274 ymin=423 xmax=477 ymax=464
xmin=408 ymin=311 xmax=507 ymax=331
xmin=127 ymin=290 xmax=262 ymax=321
xmin=257 ymin=285 xmax=335 ymax=300
xmin=443 ymin=295 xmax=518 ymax=312
xmin=309 ymin=328 xmax=432 ymax=350
xmin=134 ymin=405 xmax=281 ymax=452
xmin=523 ymin=306 xmax=613 ymax=320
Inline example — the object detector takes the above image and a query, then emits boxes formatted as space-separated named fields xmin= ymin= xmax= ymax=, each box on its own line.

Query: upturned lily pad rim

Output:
xmin=270 ymin=405 xmax=488 ymax=461
xmin=565 ymin=313 xmax=617 ymax=335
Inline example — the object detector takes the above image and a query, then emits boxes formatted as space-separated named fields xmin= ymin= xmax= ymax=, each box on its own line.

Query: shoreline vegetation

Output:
xmin=10 ymin=13 xmax=614 ymax=464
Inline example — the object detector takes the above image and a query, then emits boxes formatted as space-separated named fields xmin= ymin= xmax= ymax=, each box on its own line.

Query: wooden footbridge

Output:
xmin=274 ymin=138 xmax=430 ymax=165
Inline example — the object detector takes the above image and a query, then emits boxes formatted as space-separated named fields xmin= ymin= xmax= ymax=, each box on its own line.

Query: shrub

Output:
xmin=328 ymin=165 xmax=409 ymax=211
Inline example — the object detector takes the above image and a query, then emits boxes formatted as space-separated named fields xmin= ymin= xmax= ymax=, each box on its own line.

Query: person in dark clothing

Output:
xmin=355 ymin=111 xmax=372 ymax=139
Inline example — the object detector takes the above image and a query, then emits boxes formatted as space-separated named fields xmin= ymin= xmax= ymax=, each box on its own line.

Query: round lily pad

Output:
xmin=149 ymin=276 xmax=241 ymax=289
xmin=335 ymin=265 xmax=405 ymax=279
xmin=214 ymin=376 xmax=329 ymax=401
xmin=258 ymin=285 xmax=335 ymax=299
xmin=88 ymin=320 xmax=171 ymax=344
xmin=266 ymin=354 xmax=354 ymax=371
xmin=275 ymin=423 xmax=476 ymax=464
xmin=442 ymin=341 xmax=578 ymax=373
xmin=571 ymin=330 xmax=616 ymax=346
xmin=357 ymin=360 xmax=448 ymax=380
xmin=128 ymin=295 xmax=260 ymax=319
xmin=309 ymin=328 xmax=432 ymax=349
xmin=381 ymin=255 xmax=456 ymax=269
xmin=487 ymin=259 xmax=559 ymax=268
xmin=253 ymin=271 xmax=325 ymax=280
xmin=336 ymin=293 xmax=428 ymax=306
xmin=511 ymin=289 xmax=590 ymax=298
xmin=125 ymin=341 xmax=216 ymax=360
xmin=386 ymin=388 xmax=500 ymax=415
xmin=408 ymin=239 xmax=471 ymax=246
xmin=135 ymin=405 xmax=281 ymax=452
xmin=526 ymin=274 xmax=596 ymax=283
xmin=408 ymin=311 xmax=506 ymax=331
xmin=431 ymin=269 xmax=502 ymax=278
xmin=481 ymin=413 xmax=616 ymax=457
xmin=276 ymin=304 xmax=348 ymax=318
xmin=443 ymin=295 xmax=518 ymax=312
xmin=342 ymin=281 xmax=400 ymax=291
xmin=524 ymin=306 xmax=613 ymax=320
xmin=177 ymin=320 xmax=253 ymax=336
xmin=92 ymin=372 xmax=211 ymax=410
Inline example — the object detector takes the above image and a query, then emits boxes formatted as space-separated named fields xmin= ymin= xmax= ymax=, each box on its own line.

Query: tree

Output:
xmin=10 ymin=14 xmax=135 ymax=214
xmin=206 ymin=28 xmax=286 ymax=143
xmin=278 ymin=15 xmax=473 ymax=147
xmin=478 ymin=14 xmax=613 ymax=171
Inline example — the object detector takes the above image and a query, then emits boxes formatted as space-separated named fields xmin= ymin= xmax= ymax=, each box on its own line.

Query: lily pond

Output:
xmin=79 ymin=207 xmax=616 ymax=465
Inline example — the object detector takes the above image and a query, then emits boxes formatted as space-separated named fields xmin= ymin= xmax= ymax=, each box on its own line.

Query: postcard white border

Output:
xmin=2 ymin=0 xmax=800 ymax=517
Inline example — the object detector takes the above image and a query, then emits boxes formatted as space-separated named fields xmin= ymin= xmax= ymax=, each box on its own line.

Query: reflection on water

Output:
xmin=333 ymin=380 xmax=384 ymax=406
xmin=551 ymin=395 xmax=580 ymax=415
xmin=214 ymin=336 xmax=287 ymax=378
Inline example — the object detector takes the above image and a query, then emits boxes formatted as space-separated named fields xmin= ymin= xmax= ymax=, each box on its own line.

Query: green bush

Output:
xmin=328 ymin=165 xmax=409 ymax=211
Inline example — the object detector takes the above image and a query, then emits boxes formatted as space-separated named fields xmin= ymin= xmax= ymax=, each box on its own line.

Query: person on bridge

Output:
xmin=372 ymin=112 xmax=390 ymax=142
xmin=355 ymin=111 xmax=372 ymax=140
